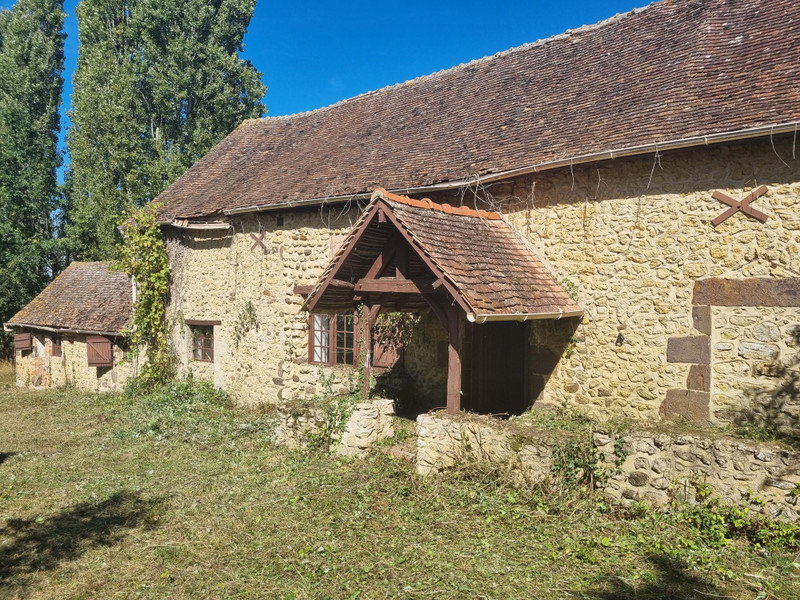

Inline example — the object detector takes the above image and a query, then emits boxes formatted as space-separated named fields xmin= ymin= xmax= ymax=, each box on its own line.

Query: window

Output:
xmin=51 ymin=336 xmax=62 ymax=358
xmin=191 ymin=326 xmax=214 ymax=362
xmin=309 ymin=313 xmax=355 ymax=365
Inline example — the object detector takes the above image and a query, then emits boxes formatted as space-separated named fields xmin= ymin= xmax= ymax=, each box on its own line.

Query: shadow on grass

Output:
xmin=579 ymin=555 xmax=721 ymax=600
xmin=0 ymin=452 xmax=17 ymax=466
xmin=0 ymin=490 xmax=161 ymax=586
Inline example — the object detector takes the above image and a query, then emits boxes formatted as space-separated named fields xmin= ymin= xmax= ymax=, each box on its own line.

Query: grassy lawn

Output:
xmin=1 ymin=362 xmax=799 ymax=599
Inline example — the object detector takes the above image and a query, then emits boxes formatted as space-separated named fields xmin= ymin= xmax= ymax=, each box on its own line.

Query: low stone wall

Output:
xmin=339 ymin=399 xmax=395 ymax=457
xmin=416 ymin=412 xmax=800 ymax=520
xmin=274 ymin=398 xmax=395 ymax=457
xmin=273 ymin=406 xmax=328 ymax=449
xmin=415 ymin=413 xmax=557 ymax=479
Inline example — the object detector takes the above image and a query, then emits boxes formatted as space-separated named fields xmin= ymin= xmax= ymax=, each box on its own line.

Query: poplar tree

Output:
xmin=66 ymin=0 xmax=266 ymax=260
xmin=0 ymin=0 xmax=65 ymax=357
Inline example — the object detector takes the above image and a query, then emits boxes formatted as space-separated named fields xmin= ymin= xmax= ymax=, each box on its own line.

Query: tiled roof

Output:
xmin=6 ymin=262 xmax=132 ymax=334
xmin=305 ymin=190 xmax=582 ymax=320
xmin=155 ymin=0 xmax=800 ymax=221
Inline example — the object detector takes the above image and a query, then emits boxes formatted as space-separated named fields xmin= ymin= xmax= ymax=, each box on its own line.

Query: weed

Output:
xmin=232 ymin=300 xmax=259 ymax=349
xmin=305 ymin=393 xmax=357 ymax=451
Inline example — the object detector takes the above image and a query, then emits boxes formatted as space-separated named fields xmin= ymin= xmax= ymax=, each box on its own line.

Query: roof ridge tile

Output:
xmin=371 ymin=187 xmax=502 ymax=220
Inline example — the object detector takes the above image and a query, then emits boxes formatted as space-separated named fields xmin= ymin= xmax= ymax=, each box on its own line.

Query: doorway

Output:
xmin=463 ymin=321 xmax=527 ymax=415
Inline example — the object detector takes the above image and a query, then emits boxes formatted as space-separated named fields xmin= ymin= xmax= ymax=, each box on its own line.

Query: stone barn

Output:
xmin=146 ymin=0 xmax=800 ymax=428
xmin=5 ymin=261 xmax=136 ymax=391
xmin=10 ymin=0 xmax=800 ymax=430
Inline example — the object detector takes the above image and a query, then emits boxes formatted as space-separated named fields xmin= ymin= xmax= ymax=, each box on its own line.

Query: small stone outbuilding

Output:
xmin=5 ymin=261 xmax=136 ymax=391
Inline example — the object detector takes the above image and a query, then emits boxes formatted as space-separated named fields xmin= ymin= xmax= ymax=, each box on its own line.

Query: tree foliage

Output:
xmin=66 ymin=0 xmax=266 ymax=261
xmin=0 ymin=0 xmax=65 ymax=357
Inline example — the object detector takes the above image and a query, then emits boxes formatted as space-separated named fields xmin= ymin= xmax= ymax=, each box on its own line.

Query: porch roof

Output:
xmin=303 ymin=189 xmax=583 ymax=322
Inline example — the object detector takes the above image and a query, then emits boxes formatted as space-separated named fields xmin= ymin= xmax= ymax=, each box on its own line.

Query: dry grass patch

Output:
xmin=0 ymin=380 xmax=798 ymax=599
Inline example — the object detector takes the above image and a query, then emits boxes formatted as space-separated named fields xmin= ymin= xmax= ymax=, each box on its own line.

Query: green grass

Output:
xmin=1 ymin=364 xmax=799 ymax=599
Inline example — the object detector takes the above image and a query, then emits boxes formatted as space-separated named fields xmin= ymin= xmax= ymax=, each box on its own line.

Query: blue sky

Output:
xmin=4 ymin=1 xmax=650 ymax=165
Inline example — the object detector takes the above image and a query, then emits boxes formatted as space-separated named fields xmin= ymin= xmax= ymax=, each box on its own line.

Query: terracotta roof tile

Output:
xmin=6 ymin=262 xmax=132 ymax=334
xmin=155 ymin=0 xmax=800 ymax=221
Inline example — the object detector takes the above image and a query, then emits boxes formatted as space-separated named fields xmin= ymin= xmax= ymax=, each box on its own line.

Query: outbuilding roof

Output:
xmin=6 ymin=262 xmax=132 ymax=335
xmin=304 ymin=189 xmax=583 ymax=322
xmin=155 ymin=0 xmax=800 ymax=221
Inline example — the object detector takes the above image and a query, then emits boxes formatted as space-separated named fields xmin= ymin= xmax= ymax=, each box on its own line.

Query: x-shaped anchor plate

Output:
xmin=711 ymin=185 xmax=768 ymax=227
xmin=250 ymin=231 xmax=269 ymax=253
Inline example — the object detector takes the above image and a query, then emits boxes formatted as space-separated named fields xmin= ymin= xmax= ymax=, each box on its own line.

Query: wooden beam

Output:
xmin=306 ymin=202 xmax=383 ymax=312
xmin=422 ymin=294 xmax=449 ymax=329
xmin=395 ymin=242 xmax=408 ymax=279
xmin=329 ymin=279 xmax=355 ymax=289
xmin=364 ymin=231 xmax=401 ymax=280
xmin=354 ymin=278 xmax=442 ymax=294
xmin=446 ymin=306 xmax=462 ymax=414
xmin=293 ymin=284 xmax=313 ymax=297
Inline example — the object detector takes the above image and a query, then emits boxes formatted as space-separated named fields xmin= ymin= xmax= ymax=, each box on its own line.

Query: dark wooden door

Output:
xmin=464 ymin=322 xmax=527 ymax=415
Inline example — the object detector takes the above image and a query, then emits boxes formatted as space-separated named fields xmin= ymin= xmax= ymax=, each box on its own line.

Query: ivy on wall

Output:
xmin=117 ymin=203 xmax=174 ymax=386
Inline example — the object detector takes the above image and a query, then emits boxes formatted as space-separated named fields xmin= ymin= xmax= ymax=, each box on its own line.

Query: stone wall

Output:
xmin=416 ymin=413 xmax=557 ymax=480
xmin=165 ymin=136 xmax=800 ymax=424
xmin=424 ymin=136 xmax=800 ymax=423
xmin=711 ymin=307 xmax=800 ymax=430
xmin=594 ymin=430 xmax=800 ymax=520
xmin=339 ymin=399 xmax=395 ymax=457
xmin=401 ymin=311 xmax=448 ymax=410
xmin=14 ymin=332 xmax=136 ymax=392
xmin=166 ymin=207 xmax=366 ymax=406
xmin=273 ymin=398 xmax=395 ymax=457
xmin=166 ymin=207 xmax=450 ymax=408
xmin=416 ymin=412 xmax=800 ymax=521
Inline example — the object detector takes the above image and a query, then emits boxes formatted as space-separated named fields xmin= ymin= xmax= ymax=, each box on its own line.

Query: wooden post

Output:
xmin=360 ymin=304 xmax=381 ymax=400
xmin=446 ymin=306 xmax=462 ymax=414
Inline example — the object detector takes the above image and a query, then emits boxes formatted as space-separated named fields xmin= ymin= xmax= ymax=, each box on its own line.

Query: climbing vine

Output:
xmin=373 ymin=311 xmax=421 ymax=351
xmin=117 ymin=203 xmax=174 ymax=386
xmin=232 ymin=300 xmax=259 ymax=349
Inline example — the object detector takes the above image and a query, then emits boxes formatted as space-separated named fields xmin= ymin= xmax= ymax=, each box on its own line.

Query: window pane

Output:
xmin=332 ymin=313 xmax=355 ymax=365
xmin=312 ymin=314 xmax=330 ymax=363
xmin=336 ymin=314 xmax=353 ymax=333
xmin=314 ymin=344 xmax=329 ymax=363
xmin=314 ymin=314 xmax=330 ymax=334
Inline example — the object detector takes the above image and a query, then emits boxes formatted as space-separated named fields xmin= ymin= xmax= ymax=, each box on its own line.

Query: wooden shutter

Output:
xmin=86 ymin=335 xmax=113 ymax=367
xmin=51 ymin=336 xmax=62 ymax=357
xmin=14 ymin=332 xmax=32 ymax=352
